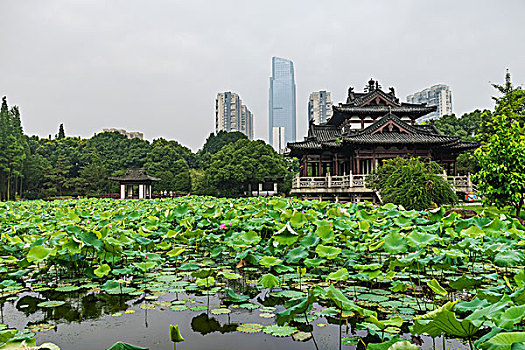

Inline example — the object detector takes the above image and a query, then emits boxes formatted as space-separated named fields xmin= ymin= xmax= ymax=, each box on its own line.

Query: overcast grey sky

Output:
xmin=1 ymin=0 xmax=523 ymax=150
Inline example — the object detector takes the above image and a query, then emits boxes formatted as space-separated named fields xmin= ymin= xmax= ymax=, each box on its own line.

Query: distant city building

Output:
xmin=103 ymin=128 xmax=144 ymax=140
xmin=215 ymin=92 xmax=253 ymax=139
xmin=241 ymin=105 xmax=254 ymax=140
xmin=406 ymin=84 xmax=452 ymax=123
xmin=308 ymin=91 xmax=333 ymax=124
xmin=269 ymin=57 xmax=296 ymax=153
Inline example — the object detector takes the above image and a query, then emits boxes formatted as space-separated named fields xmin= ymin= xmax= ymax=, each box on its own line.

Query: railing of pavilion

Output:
xmin=292 ymin=172 xmax=475 ymax=192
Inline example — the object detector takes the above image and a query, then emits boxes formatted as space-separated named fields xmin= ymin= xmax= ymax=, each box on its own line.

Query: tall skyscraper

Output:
xmin=269 ymin=57 xmax=296 ymax=153
xmin=406 ymin=84 xmax=452 ymax=123
xmin=308 ymin=91 xmax=333 ymax=125
xmin=215 ymin=92 xmax=253 ymax=139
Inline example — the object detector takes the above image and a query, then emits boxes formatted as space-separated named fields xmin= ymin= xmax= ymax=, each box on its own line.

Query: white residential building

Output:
xmin=406 ymin=84 xmax=452 ymax=123
xmin=215 ymin=92 xmax=253 ymax=139
xmin=308 ymin=91 xmax=333 ymax=124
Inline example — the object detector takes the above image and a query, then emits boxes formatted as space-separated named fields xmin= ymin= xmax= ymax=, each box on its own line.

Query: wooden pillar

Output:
xmin=372 ymin=150 xmax=376 ymax=172
xmin=318 ymin=159 xmax=322 ymax=177
xmin=302 ymin=157 xmax=308 ymax=177
xmin=454 ymin=160 xmax=457 ymax=176
xmin=356 ymin=151 xmax=361 ymax=174
xmin=334 ymin=154 xmax=339 ymax=176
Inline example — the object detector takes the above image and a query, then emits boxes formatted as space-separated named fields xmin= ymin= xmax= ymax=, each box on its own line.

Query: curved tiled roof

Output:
xmin=109 ymin=169 xmax=161 ymax=182
xmin=287 ymin=112 xmax=479 ymax=156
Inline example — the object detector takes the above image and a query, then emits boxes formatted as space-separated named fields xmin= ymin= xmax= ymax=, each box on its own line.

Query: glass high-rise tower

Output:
xmin=269 ymin=57 xmax=296 ymax=153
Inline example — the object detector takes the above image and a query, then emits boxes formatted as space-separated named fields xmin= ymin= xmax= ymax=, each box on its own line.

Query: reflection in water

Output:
xmin=11 ymin=291 xmax=134 ymax=324
xmin=191 ymin=313 xmax=238 ymax=335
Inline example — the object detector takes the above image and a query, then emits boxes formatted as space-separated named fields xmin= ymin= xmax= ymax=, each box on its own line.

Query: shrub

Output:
xmin=366 ymin=157 xmax=458 ymax=210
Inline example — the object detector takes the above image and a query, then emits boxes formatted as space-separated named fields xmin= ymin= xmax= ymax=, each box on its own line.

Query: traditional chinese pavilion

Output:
xmin=287 ymin=79 xmax=478 ymax=201
xmin=109 ymin=169 xmax=160 ymax=199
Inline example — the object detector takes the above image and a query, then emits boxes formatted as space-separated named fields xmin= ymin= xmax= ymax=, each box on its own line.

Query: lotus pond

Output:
xmin=0 ymin=197 xmax=524 ymax=350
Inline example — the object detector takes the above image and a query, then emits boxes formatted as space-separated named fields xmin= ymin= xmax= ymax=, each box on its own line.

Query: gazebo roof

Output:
xmin=109 ymin=169 xmax=160 ymax=182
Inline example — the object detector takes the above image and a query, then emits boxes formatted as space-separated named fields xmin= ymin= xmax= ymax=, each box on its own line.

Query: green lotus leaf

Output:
xmin=258 ymin=273 xmax=280 ymax=289
xmin=0 ymin=329 xmax=17 ymax=343
xmin=388 ymin=340 xmax=419 ymax=350
xmin=367 ymin=337 xmax=403 ymax=350
xmin=494 ymin=251 xmax=524 ymax=267
xmin=480 ymin=332 xmax=525 ymax=350
xmin=412 ymin=301 xmax=481 ymax=338
xmin=167 ymin=247 xmax=185 ymax=257
xmin=259 ymin=256 xmax=282 ymax=268
xmin=342 ymin=336 xmax=361 ymax=345
xmin=285 ymin=246 xmax=308 ymax=264
xmin=467 ymin=295 xmax=514 ymax=323
xmin=426 ymin=278 xmax=447 ymax=296
xmin=325 ymin=285 xmax=376 ymax=316
xmin=304 ymin=257 xmax=325 ymax=267
xmin=290 ymin=211 xmax=307 ymax=228
xmin=239 ymin=231 xmax=261 ymax=245
xmin=384 ymin=232 xmax=407 ymax=254
xmin=94 ymin=264 xmax=111 ymax=278
xmin=514 ymin=270 xmax=525 ymax=288
xmin=461 ymin=225 xmax=486 ymax=238
xmin=220 ymin=271 xmax=241 ymax=280
xmin=315 ymin=244 xmax=341 ymax=259
xmin=106 ymin=341 xmax=149 ymax=350
xmin=357 ymin=294 xmax=389 ymax=302
xmin=134 ymin=262 xmax=157 ymax=272
xmin=406 ymin=231 xmax=437 ymax=248
xmin=455 ymin=298 xmax=490 ymax=313
xmin=237 ymin=323 xmax=264 ymax=333
xmin=449 ymin=275 xmax=483 ymax=290
xmin=78 ymin=231 xmax=104 ymax=250
xmin=37 ymin=301 xmax=66 ymax=308
xmin=195 ymin=277 xmax=215 ymax=287
xmin=315 ymin=225 xmax=334 ymax=243
xmin=262 ymin=324 xmax=297 ymax=337
xmin=366 ymin=315 xmax=404 ymax=330
xmin=273 ymin=226 xmax=299 ymax=246
xmin=299 ymin=233 xmax=320 ymax=248
xmin=55 ymin=285 xmax=81 ymax=292
xmin=327 ymin=267 xmax=349 ymax=281
xmin=27 ymin=245 xmax=56 ymax=263
xmin=178 ymin=263 xmax=201 ymax=271
xmin=210 ymin=308 xmax=231 ymax=315
xmin=225 ymin=288 xmax=250 ymax=302
xmin=496 ymin=305 xmax=525 ymax=330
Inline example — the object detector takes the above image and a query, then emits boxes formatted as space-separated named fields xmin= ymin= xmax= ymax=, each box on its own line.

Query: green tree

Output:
xmin=144 ymin=138 xmax=191 ymax=193
xmin=197 ymin=131 xmax=248 ymax=168
xmin=472 ymin=71 xmax=525 ymax=216
xmin=0 ymin=98 xmax=28 ymax=201
xmin=205 ymin=139 xmax=287 ymax=197
xmin=366 ymin=157 xmax=458 ymax=210
xmin=57 ymin=123 xmax=65 ymax=139
xmin=432 ymin=110 xmax=486 ymax=174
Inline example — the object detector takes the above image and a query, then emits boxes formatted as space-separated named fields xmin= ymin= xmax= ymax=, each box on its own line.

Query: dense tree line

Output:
xmin=0 ymin=100 xmax=290 ymax=200
xmin=0 ymin=97 xmax=28 ymax=201
xmin=431 ymin=110 xmax=487 ymax=174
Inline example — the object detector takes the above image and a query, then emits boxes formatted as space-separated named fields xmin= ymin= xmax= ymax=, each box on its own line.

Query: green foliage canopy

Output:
xmin=366 ymin=157 xmax=458 ymax=210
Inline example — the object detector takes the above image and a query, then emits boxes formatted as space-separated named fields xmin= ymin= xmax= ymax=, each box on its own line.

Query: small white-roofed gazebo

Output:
xmin=109 ymin=169 xmax=160 ymax=199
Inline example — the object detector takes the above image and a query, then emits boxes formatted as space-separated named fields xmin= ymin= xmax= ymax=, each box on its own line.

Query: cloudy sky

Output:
xmin=1 ymin=0 xmax=523 ymax=150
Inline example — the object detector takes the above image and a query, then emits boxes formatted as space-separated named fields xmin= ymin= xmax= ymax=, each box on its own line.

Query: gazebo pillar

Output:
xmin=139 ymin=184 xmax=145 ymax=199
xmin=120 ymin=184 xmax=126 ymax=199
